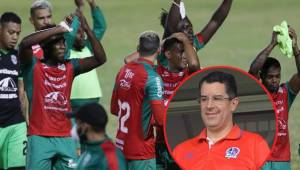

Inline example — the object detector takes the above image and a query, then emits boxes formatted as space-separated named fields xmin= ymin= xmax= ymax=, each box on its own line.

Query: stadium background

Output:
xmin=1 ymin=0 xmax=299 ymax=169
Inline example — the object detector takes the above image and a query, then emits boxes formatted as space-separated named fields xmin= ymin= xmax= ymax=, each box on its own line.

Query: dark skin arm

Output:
xmin=170 ymin=32 xmax=200 ymax=73
xmin=249 ymin=32 xmax=277 ymax=79
xmin=18 ymin=26 xmax=67 ymax=65
xmin=76 ymin=11 xmax=107 ymax=73
xmin=167 ymin=0 xmax=233 ymax=44
xmin=288 ymin=27 xmax=300 ymax=94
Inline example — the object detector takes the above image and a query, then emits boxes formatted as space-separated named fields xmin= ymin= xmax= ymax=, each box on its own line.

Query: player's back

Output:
xmin=112 ymin=58 xmax=161 ymax=160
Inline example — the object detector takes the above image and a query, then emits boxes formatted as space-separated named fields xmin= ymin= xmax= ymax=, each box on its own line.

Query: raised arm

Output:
xmin=199 ymin=0 xmax=233 ymax=44
xmin=249 ymin=32 xmax=278 ymax=79
xmin=88 ymin=0 xmax=106 ymax=40
xmin=288 ymin=27 xmax=300 ymax=94
xmin=171 ymin=32 xmax=200 ymax=73
xmin=77 ymin=11 xmax=106 ymax=73
xmin=18 ymin=25 xmax=67 ymax=65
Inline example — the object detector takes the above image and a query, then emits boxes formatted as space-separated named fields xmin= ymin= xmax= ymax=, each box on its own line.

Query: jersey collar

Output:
xmin=137 ymin=57 xmax=154 ymax=66
xmin=198 ymin=124 xmax=242 ymax=143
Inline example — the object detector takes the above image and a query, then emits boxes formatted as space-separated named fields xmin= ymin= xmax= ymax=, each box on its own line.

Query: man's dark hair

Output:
xmin=260 ymin=57 xmax=281 ymax=78
xmin=0 ymin=12 xmax=21 ymax=26
xmin=138 ymin=31 xmax=160 ymax=56
xmin=199 ymin=71 xmax=237 ymax=99
xmin=76 ymin=103 xmax=108 ymax=132
xmin=162 ymin=37 xmax=181 ymax=53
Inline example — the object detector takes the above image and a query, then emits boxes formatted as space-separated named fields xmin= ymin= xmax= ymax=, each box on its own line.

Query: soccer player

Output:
xmin=67 ymin=103 xmax=127 ymax=170
xmin=111 ymin=31 xmax=164 ymax=170
xmin=29 ymin=0 xmax=80 ymax=59
xmin=69 ymin=0 xmax=106 ymax=112
xmin=155 ymin=32 xmax=200 ymax=170
xmin=0 ymin=12 xmax=26 ymax=170
xmin=249 ymin=28 xmax=300 ymax=170
xmin=157 ymin=0 xmax=232 ymax=67
xmin=173 ymin=71 xmax=270 ymax=170
xmin=18 ymin=11 xmax=106 ymax=170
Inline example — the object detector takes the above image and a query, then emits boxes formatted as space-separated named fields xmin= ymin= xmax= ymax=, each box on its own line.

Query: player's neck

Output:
xmin=206 ymin=123 xmax=233 ymax=143
xmin=87 ymin=131 xmax=106 ymax=142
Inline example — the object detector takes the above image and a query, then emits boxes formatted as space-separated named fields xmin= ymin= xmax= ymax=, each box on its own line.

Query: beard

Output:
xmin=268 ymin=85 xmax=279 ymax=93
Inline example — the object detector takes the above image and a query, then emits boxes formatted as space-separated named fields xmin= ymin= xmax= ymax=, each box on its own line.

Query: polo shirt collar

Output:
xmin=137 ymin=57 xmax=154 ymax=66
xmin=198 ymin=124 xmax=242 ymax=142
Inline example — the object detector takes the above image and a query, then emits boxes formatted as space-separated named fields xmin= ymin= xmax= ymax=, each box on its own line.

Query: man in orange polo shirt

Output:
xmin=173 ymin=71 xmax=270 ymax=170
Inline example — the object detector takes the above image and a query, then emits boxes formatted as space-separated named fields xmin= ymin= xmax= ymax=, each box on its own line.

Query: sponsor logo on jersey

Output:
xmin=11 ymin=54 xmax=17 ymax=65
xmin=225 ymin=147 xmax=240 ymax=159
xmin=0 ymin=77 xmax=17 ymax=92
xmin=0 ymin=69 xmax=18 ymax=76
xmin=120 ymin=69 xmax=135 ymax=90
xmin=44 ymin=91 xmax=68 ymax=111
xmin=155 ymin=77 xmax=163 ymax=97
xmin=184 ymin=152 xmax=194 ymax=159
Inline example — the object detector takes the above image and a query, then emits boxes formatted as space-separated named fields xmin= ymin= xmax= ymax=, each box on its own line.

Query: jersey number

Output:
xmin=118 ymin=100 xmax=130 ymax=133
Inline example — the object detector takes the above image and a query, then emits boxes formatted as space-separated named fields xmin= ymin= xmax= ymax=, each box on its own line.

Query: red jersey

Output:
xmin=32 ymin=44 xmax=44 ymax=59
xmin=156 ymin=64 xmax=189 ymax=106
xmin=22 ymin=58 xmax=81 ymax=136
xmin=173 ymin=125 xmax=270 ymax=170
xmin=268 ymin=83 xmax=296 ymax=161
xmin=111 ymin=58 xmax=164 ymax=160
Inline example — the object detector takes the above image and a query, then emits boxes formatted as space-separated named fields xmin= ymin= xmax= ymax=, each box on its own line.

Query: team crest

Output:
xmin=11 ymin=55 xmax=17 ymax=65
xmin=58 ymin=64 xmax=66 ymax=71
xmin=225 ymin=147 xmax=240 ymax=159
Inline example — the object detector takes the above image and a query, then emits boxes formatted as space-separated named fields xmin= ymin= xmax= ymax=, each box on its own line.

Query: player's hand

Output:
xmin=77 ymin=10 xmax=90 ymax=31
xmin=170 ymin=32 xmax=189 ymax=43
xmin=86 ymin=0 xmax=96 ymax=9
xmin=271 ymin=31 xmax=278 ymax=46
xmin=289 ymin=27 xmax=298 ymax=49
xmin=74 ymin=0 xmax=84 ymax=8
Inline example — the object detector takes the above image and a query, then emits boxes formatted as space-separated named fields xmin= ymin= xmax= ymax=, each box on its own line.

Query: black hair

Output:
xmin=0 ymin=12 xmax=21 ymax=25
xmin=260 ymin=57 xmax=281 ymax=78
xmin=76 ymin=103 xmax=108 ymax=132
xmin=138 ymin=31 xmax=160 ymax=56
xmin=162 ymin=37 xmax=181 ymax=53
xmin=199 ymin=71 xmax=237 ymax=98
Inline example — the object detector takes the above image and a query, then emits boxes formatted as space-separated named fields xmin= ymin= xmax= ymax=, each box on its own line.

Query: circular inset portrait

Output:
xmin=165 ymin=66 xmax=276 ymax=170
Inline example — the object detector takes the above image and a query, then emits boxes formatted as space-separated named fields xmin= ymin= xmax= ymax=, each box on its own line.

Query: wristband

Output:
xmin=59 ymin=21 xmax=73 ymax=32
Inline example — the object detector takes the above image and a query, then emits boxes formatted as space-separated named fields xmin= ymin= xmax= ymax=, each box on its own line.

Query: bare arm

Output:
xmin=18 ymin=79 xmax=27 ymax=123
xmin=249 ymin=32 xmax=277 ymax=79
xmin=199 ymin=0 xmax=233 ymax=44
xmin=165 ymin=0 xmax=182 ymax=34
xmin=77 ymin=11 xmax=106 ymax=73
xmin=288 ymin=27 xmax=300 ymax=94
xmin=171 ymin=32 xmax=200 ymax=73
xmin=18 ymin=26 xmax=67 ymax=65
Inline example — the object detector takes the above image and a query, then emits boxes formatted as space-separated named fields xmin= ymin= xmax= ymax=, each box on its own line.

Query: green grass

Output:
xmin=1 ymin=0 xmax=300 ymax=169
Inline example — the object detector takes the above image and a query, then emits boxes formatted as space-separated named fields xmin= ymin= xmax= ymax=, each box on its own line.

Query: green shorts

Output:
xmin=26 ymin=135 xmax=78 ymax=170
xmin=0 ymin=122 xmax=27 ymax=169
xmin=261 ymin=161 xmax=291 ymax=170
xmin=127 ymin=158 xmax=156 ymax=170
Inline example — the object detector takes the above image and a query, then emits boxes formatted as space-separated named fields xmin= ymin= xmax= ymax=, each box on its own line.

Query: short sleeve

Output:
xmin=145 ymin=75 xmax=163 ymax=101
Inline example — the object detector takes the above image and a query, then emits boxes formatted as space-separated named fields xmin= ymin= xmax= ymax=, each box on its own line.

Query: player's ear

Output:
xmin=164 ymin=50 xmax=172 ymax=59
xmin=230 ymin=97 xmax=239 ymax=112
